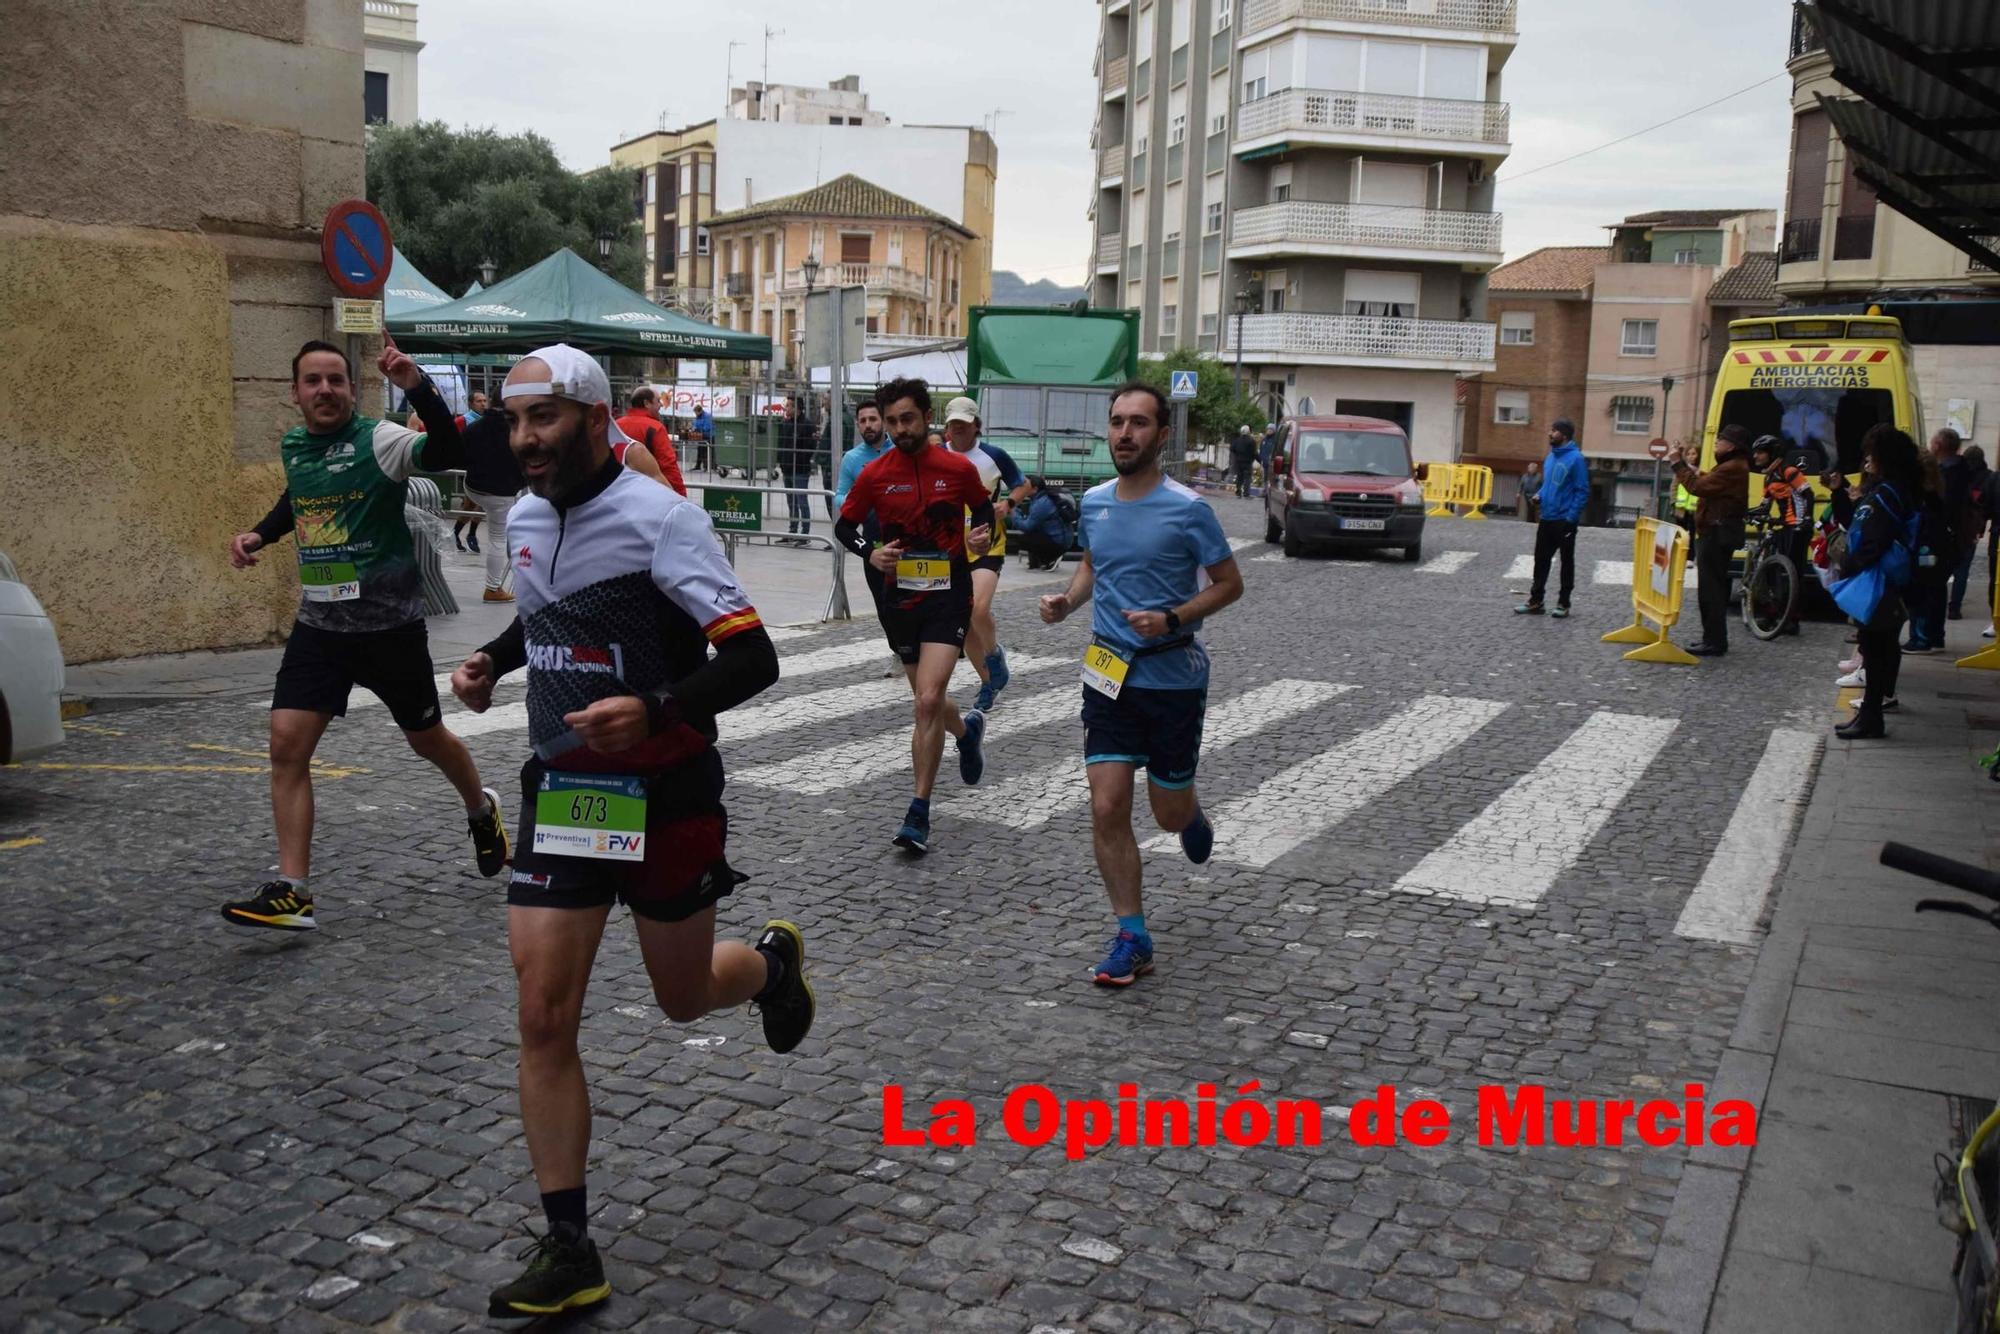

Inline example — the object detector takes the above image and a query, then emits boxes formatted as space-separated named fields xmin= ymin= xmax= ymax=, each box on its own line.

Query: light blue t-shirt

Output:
xmin=835 ymin=437 xmax=893 ymax=511
xmin=1079 ymin=476 xmax=1234 ymax=691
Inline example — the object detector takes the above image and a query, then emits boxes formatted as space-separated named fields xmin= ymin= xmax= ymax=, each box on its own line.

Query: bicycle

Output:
xmin=1741 ymin=509 xmax=1801 ymax=641
xmin=1879 ymin=842 xmax=2000 ymax=1333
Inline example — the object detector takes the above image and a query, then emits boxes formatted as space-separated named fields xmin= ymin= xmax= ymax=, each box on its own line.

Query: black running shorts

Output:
xmin=507 ymin=749 xmax=745 ymax=924
xmin=969 ymin=553 xmax=1005 ymax=576
xmin=1081 ymin=685 xmax=1207 ymax=790
xmin=271 ymin=619 xmax=443 ymax=732
xmin=876 ymin=590 xmax=972 ymax=666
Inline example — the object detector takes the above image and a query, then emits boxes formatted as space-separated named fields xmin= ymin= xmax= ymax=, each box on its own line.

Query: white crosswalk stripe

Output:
xmin=1200 ymin=694 xmax=1510 ymax=868
xmin=949 ymin=679 xmax=1352 ymax=833
xmin=444 ymin=647 xmax=1064 ymax=743
xmin=1393 ymin=710 xmax=1678 ymax=908
xmin=1504 ymin=552 xmax=1697 ymax=588
xmin=1674 ymin=728 xmax=1822 ymax=944
xmin=736 ymin=683 xmax=1078 ymax=794
xmin=1418 ymin=551 xmax=1477 ymax=575
xmin=766 ymin=637 xmax=913 ymax=682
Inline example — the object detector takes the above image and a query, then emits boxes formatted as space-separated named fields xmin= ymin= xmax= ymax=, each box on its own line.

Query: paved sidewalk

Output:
xmin=1638 ymin=640 xmax=2000 ymax=1331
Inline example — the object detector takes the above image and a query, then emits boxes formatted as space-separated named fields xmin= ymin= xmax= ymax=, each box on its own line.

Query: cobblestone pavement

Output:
xmin=0 ymin=503 xmax=1836 ymax=1332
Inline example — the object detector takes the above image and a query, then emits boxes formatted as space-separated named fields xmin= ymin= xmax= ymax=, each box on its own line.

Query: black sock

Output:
xmin=541 ymin=1187 xmax=587 ymax=1242
xmin=754 ymin=945 xmax=785 ymax=1003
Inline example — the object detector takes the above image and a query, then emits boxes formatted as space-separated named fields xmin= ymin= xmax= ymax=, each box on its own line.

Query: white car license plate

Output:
xmin=1341 ymin=517 xmax=1386 ymax=531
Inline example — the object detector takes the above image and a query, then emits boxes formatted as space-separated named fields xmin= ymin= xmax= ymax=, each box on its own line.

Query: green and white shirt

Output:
xmin=281 ymin=414 xmax=432 ymax=633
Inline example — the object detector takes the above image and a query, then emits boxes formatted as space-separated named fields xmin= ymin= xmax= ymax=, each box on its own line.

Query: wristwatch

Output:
xmin=1164 ymin=610 xmax=1182 ymax=633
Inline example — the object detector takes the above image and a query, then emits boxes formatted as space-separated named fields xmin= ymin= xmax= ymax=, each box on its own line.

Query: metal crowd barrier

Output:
xmin=702 ymin=484 xmax=852 ymax=622
xmin=404 ymin=477 xmax=459 ymax=617
xmin=1420 ymin=464 xmax=1496 ymax=519
xmin=1602 ymin=517 xmax=1696 ymax=665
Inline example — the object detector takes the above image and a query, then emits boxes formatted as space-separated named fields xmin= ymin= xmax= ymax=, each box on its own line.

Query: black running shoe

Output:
xmin=753 ymin=920 xmax=815 ymax=1055
xmin=470 ymin=786 xmax=509 ymax=877
xmin=488 ymin=1229 xmax=609 ymax=1319
xmin=221 ymin=881 xmax=316 ymax=932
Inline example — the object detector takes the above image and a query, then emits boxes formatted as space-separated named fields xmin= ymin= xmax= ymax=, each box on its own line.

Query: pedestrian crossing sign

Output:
xmin=1170 ymin=370 xmax=1199 ymax=399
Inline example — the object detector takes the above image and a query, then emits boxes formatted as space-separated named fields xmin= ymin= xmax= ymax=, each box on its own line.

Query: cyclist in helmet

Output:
xmin=1751 ymin=434 xmax=1813 ymax=635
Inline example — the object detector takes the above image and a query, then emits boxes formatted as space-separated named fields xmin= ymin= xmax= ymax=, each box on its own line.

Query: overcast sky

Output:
xmin=414 ymin=0 xmax=1797 ymax=283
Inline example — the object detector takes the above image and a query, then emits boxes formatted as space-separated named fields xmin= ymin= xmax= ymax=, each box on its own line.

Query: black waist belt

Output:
xmin=1128 ymin=633 xmax=1195 ymax=661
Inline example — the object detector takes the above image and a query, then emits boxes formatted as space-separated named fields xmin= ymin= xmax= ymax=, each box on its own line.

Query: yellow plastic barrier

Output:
xmin=1959 ymin=571 xmax=2000 ymax=670
xmin=1451 ymin=465 xmax=1494 ymax=520
xmin=1601 ymin=518 xmax=1698 ymax=665
xmin=1422 ymin=464 xmax=1460 ymax=517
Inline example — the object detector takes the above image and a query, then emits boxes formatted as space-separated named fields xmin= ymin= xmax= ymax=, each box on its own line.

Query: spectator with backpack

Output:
xmin=1007 ymin=474 xmax=1076 ymax=569
xmin=1830 ymin=425 xmax=1928 ymax=739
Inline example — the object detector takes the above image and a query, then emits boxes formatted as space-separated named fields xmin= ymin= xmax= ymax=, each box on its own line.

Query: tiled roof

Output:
xmin=1487 ymin=245 xmax=1608 ymax=294
xmin=1708 ymin=251 xmax=1779 ymax=306
xmin=704 ymin=173 xmax=975 ymax=236
xmin=1619 ymin=208 xmax=1765 ymax=227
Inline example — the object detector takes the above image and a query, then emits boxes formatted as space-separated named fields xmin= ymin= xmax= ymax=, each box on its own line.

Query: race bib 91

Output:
xmin=894 ymin=552 xmax=952 ymax=592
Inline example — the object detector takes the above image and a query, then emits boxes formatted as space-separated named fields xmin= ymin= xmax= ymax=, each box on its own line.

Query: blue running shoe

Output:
xmin=892 ymin=808 xmax=931 ymax=855
xmin=985 ymin=646 xmax=1011 ymax=695
xmin=974 ymin=679 xmax=998 ymax=713
xmin=1092 ymin=930 xmax=1154 ymax=987
xmin=957 ymin=709 xmax=986 ymax=785
xmin=1179 ymin=807 xmax=1214 ymax=865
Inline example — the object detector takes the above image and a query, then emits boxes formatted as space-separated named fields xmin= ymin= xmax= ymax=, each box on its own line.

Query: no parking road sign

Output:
xmin=321 ymin=199 xmax=394 ymax=299
xmin=1170 ymin=369 xmax=1199 ymax=399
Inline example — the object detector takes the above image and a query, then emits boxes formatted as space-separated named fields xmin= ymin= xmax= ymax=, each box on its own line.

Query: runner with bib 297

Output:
xmin=1038 ymin=380 xmax=1244 ymax=987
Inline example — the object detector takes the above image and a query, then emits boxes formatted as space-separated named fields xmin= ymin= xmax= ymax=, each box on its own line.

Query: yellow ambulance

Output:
xmin=1699 ymin=313 xmax=1924 ymax=479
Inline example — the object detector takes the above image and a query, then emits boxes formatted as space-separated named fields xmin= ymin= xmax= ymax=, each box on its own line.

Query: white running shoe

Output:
xmin=1836 ymin=667 xmax=1865 ymax=688
xmin=1985 ymin=624 xmax=1996 ymax=640
xmin=1838 ymin=656 xmax=1862 ymax=673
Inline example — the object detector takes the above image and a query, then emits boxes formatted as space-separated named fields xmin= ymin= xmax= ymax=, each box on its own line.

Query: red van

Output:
xmin=1263 ymin=415 xmax=1428 ymax=561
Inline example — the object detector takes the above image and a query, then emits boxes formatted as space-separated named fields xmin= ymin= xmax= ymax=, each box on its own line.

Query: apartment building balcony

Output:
xmin=1229 ymin=200 xmax=1502 ymax=266
xmin=780 ymin=263 xmax=932 ymax=300
xmin=1095 ymin=233 xmax=1123 ymax=275
xmin=1099 ymin=142 xmax=1126 ymax=184
xmin=1235 ymin=88 xmax=1510 ymax=160
xmin=1103 ymin=54 xmax=1128 ymax=100
xmin=722 ymin=272 xmax=751 ymax=299
xmin=1225 ymin=310 xmax=1495 ymax=372
xmin=1241 ymin=0 xmax=1517 ymax=46
xmin=1106 ymin=0 xmax=1131 ymax=13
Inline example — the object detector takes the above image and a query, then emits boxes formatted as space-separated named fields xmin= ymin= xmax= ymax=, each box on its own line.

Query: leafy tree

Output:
xmin=365 ymin=122 xmax=644 ymax=294
xmin=1136 ymin=348 xmax=1268 ymax=444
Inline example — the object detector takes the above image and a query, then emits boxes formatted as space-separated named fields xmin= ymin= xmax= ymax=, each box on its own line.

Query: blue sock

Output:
xmin=909 ymin=797 xmax=931 ymax=819
xmin=1118 ymin=913 xmax=1149 ymax=941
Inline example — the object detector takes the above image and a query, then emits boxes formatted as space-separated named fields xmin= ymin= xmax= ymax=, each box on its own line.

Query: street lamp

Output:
xmin=801 ymin=253 xmax=821 ymax=294
xmin=1233 ymin=287 xmax=1253 ymax=391
xmin=594 ymin=226 xmax=615 ymax=271
xmin=478 ymin=256 xmax=497 ymax=287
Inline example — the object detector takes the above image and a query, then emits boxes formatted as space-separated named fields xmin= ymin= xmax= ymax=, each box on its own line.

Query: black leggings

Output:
xmin=1858 ymin=619 xmax=1903 ymax=712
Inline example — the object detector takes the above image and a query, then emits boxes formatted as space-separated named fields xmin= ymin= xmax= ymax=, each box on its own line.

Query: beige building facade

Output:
xmin=705 ymin=177 xmax=974 ymax=368
xmin=608 ymin=122 xmax=720 ymax=315
xmin=0 ymin=0 xmax=373 ymax=663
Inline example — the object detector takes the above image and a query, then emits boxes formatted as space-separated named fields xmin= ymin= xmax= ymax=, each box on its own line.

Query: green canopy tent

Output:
xmin=460 ymin=280 xmax=483 ymax=298
xmin=386 ymin=247 xmax=772 ymax=361
xmin=381 ymin=248 xmax=455 ymax=319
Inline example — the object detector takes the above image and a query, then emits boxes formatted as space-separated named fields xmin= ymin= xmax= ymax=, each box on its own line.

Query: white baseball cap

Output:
xmin=502 ymin=344 xmax=637 ymax=447
xmin=944 ymin=396 xmax=980 ymax=425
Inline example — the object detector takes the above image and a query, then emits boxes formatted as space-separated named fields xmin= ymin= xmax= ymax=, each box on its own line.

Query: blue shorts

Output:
xmin=1081 ymin=685 xmax=1207 ymax=789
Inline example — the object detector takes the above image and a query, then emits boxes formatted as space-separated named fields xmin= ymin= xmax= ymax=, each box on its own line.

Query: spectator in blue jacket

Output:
xmin=1007 ymin=474 xmax=1075 ymax=569
xmin=1514 ymin=418 xmax=1590 ymax=617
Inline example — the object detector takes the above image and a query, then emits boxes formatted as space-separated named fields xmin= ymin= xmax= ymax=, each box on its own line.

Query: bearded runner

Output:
xmin=222 ymin=337 xmax=508 ymax=933
xmin=449 ymin=344 xmax=812 ymax=1320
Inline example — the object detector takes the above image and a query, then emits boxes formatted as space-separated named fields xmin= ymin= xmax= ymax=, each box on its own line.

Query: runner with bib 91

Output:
xmin=1038 ymin=381 xmax=1244 ymax=986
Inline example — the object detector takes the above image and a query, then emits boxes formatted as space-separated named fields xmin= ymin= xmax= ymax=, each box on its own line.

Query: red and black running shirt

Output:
xmin=837 ymin=443 xmax=991 ymax=561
